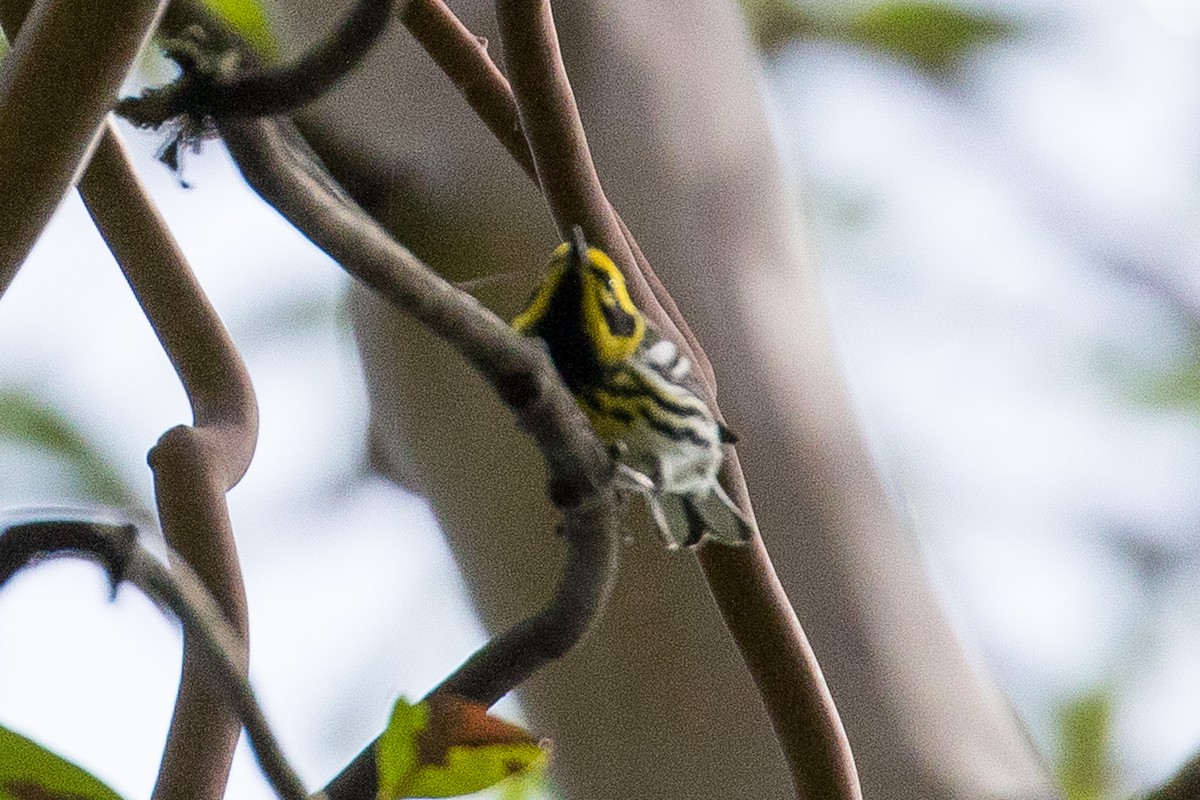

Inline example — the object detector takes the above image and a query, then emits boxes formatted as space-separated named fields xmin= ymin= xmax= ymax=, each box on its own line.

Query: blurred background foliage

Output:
xmin=742 ymin=0 xmax=1018 ymax=74
xmin=1136 ymin=335 xmax=1200 ymax=412
xmin=0 ymin=391 xmax=140 ymax=512
xmin=1 ymin=1 xmax=1197 ymax=799
xmin=1056 ymin=688 xmax=1117 ymax=800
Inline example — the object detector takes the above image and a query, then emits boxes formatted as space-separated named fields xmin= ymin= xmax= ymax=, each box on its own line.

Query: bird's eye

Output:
xmin=591 ymin=274 xmax=616 ymax=306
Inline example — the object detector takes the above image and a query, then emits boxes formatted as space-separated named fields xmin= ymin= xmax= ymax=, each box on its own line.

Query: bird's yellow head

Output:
xmin=512 ymin=228 xmax=646 ymax=391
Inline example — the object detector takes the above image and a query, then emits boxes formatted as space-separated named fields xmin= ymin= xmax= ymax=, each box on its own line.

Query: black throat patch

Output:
xmin=528 ymin=266 xmax=605 ymax=392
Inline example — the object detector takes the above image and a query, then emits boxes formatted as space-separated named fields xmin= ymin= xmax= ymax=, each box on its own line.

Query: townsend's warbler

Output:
xmin=513 ymin=227 xmax=753 ymax=549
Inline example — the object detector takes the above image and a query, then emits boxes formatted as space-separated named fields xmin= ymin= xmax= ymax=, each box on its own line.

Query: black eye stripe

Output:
xmin=601 ymin=301 xmax=638 ymax=337
xmin=590 ymin=266 xmax=614 ymax=287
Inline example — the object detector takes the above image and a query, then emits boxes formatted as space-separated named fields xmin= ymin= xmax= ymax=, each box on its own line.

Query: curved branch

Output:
xmin=77 ymin=124 xmax=258 ymax=800
xmin=699 ymin=447 xmax=860 ymax=800
xmin=215 ymin=112 xmax=620 ymax=800
xmin=80 ymin=125 xmax=257 ymax=466
xmin=319 ymin=493 xmax=618 ymax=800
xmin=0 ymin=0 xmax=167 ymax=296
xmin=398 ymin=0 xmax=534 ymax=178
xmin=0 ymin=518 xmax=137 ymax=587
xmin=0 ymin=519 xmax=307 ymax=800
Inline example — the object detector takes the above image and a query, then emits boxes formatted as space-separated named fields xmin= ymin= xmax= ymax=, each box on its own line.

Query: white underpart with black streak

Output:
xmin=612 ymin=339 xmax=723 ymax=493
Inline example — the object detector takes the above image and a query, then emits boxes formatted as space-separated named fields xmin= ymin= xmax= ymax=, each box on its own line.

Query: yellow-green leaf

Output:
xmin=842 ymin=1 xmax=1016 ymax=75
xmin=376 ymin=695 xmax=548 ymax=799
xmin=1055 ymin=688 xmax=1115 ymax=800
xmin=497 ymin=770 xmax=548 ymax=800
xmin=740 ymin=0 xmax=1016 ymax=73
xmin=0 ymin=725 xmax=125 ymax=800
xmin=1129 ymin=337 xmax=1200 ymax=411
xmin=377 ymin=697 xmax=427 ymax=796
xmin=199 ymin=0 xmax=277 ymax=58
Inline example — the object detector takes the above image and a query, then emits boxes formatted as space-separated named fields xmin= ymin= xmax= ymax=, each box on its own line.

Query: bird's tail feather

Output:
xmin=688 ymin=484 xmax=754 ymax=545
xmin=650 ymin=487 xmax=754 ymax=549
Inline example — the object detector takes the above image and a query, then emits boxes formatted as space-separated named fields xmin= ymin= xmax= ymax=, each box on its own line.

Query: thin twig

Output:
xmin=119 ymin=0 xmax=393 ymax=127
xmin=489 ymin=0 xmax=620 ymax=244
xmin=0 ymin=0 xmax=167 ymax=296
xmin=0 ymin=520 xmax=308 ymax=800
xmin=694 ymin=454 xmax=861 ymax=800
xmin=398 ymin=0 xmax=534 ymax=177
xmin=489 ymin=0 xmax=637 ymax=285
xmin=396 ymin=0 xmax=716 ymax=391
xmin=78 ymin=123 xmax=258 ymax=800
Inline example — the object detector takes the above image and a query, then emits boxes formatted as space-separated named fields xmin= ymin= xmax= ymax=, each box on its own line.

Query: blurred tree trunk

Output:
xmin=276 ymin=0 xmax=1062 ymax=797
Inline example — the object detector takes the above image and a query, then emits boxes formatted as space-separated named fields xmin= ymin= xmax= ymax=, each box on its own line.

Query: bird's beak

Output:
xmin=568 ymin=224 xmax=589 ymax=271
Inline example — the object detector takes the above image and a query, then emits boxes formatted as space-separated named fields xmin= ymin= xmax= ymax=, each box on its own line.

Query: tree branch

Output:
xmin=490 ymin=0 xmax=623 ymax=248
xmin=0 ymin=519 xmax=308 ymax=800
xmin=0 ymin=0 xmax=167 ymax=296
xmin=77 ymin=124 xmax=258 ymax=800
xmin=118 ymin=5 xmax=859 ymax=798
xmin=119 ymin=0 xmax=394 ymax=128
xmin=490 ymin=3 xmax=860 ymax=798
xmin=114 ymin=9 xmax=624 ymax=795
xmin=695 ymin=464 xmax=861 ymax=800
xmin=1 ymin=2 xmax=255 ymax=793
xmin=215 ymin=112 xmax=621 ymax=799
xmin=397 ymin=0 xmax=533 ymax=177
xmin=395 ymin=0 xmax=716 ymax=391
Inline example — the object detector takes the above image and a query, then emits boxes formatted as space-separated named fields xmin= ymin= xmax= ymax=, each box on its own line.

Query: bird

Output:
xmin=512 ymin=226 xmax=754 ymax=549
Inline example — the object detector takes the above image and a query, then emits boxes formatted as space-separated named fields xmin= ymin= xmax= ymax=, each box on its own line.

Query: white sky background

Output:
xmin=1 ymin=0 xmax=1199 ymax=797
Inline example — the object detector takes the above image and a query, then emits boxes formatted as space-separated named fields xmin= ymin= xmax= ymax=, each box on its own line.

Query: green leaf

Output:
xmin=377 ymin=695 xmax=548 ymax=799
xmin=496 ymin=771 xmax=548 ymax=800
xmin=1054 ymin=688 xmax=1115 ymax=800
xmin=199 ymin=0 xmax=277 ymax=58
xmin=0 ymin=391 xmax=140 ymax=510
xmin=0 ymin=724 xmax=125 ymax=800
xmin=740 ymin=0 xmax=1017 ymax=73
xmin=1136 ymin=358 xmax=1200 ymax=410
xmin=378 ymin=697 xmax=426 ymax=795
xmin=841 ymin=2 xmax=1017 ymax=75
xmin=1115 ymin=328 xmax=1200 ymax=412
